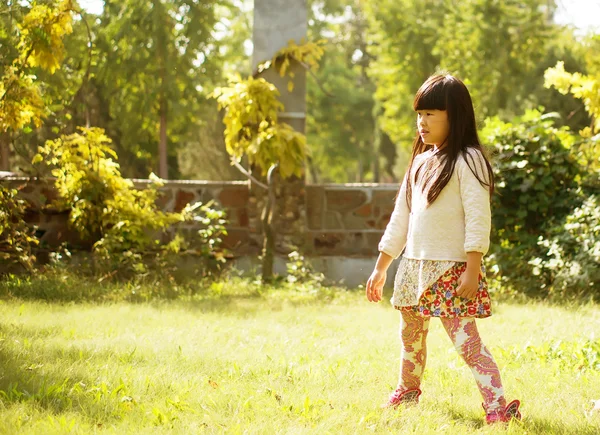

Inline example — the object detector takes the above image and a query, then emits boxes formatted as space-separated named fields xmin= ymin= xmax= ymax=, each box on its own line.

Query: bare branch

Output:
xmin=292 ymin=56 xmax=335 ymax=98
xmin=230 ymin=159 xmax=268 ymax=190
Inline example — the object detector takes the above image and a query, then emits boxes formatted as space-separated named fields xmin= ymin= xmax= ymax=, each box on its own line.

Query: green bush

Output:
xmin=285 ymin=250 xmax=325 ymax=286
xmin=33 ymin=127 xmax=228 ymax=279
xmin=531 ymin=194 xmax=600 ymax=297
xmin=482 ymin=109 xmax=583 ymax=295
xmin=0 ymin=185 xmax=38 ymax=273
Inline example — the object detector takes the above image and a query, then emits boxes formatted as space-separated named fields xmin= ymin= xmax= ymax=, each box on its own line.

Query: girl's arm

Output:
xmin=367 ymin=175 xmax=410 ymax=303
xmin=458 ymin=148 xmax=492 ymax=256
xmin=378 ymin=174 xmax=411 ymax=260
xmin=375 ymin=251 xmax=394 ymax=272
xmin=457 ymin=149 xmax=491 ymax=299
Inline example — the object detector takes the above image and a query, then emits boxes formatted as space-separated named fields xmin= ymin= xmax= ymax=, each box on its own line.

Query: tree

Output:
xmin=94 ymin=0 xmax=222 ymax=179
xmin=211 ymin=75 xmax=307 ymax=283
xmin=210 ymin=39 xmax=324 ymax=283
xmin=0 ymin=0 xmax=75 ymax=145
xmin=0 ymin=0 xmax=77 ymax=269
xmin=545 ymin=34 xmax=600 ymax=173
xmin=5 ymin=6 xmax=98 ymax=174
xmin=306 ymin=0 xmax=381 ymax=183
xmin=364 ymin=0 xmax=558 ymax=147
xmin=176 ymin=0 xmax=254 ymax=181
xmin=436 ymin=0 xmax=556 ymax=117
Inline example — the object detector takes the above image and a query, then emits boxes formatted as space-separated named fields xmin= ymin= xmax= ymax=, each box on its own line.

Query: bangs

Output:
xmin=413 ymin=77 xmax=447 ymax=111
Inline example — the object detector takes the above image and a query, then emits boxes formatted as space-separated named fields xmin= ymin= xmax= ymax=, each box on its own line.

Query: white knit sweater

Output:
xmin=378 ymin=147 xmax=492 ymax=262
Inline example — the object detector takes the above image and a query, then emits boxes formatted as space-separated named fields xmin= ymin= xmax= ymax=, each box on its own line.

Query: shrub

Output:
xmin=482 ymin=109 xmax=583 ymax=294
xmin=285 ymin=250 xmax=324 ymax=286
xmin=531 ymin=194 xmax=600 ymax=297
xmin=0 ymin=185 xmax=38 ymax=272
xmin=33 ymin=127 xmax=227 ymax=279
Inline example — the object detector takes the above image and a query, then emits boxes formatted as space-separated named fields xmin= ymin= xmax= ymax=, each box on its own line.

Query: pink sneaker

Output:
xmin=383 ymin=387 xmax=422 ymax=409
xmin=484 ymin=400 xmax=522 ymax=424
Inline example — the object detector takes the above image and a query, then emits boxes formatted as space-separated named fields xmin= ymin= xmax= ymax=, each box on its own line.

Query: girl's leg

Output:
xmin=397 ymin=309 xmax=430 ymax=391
xmin=439 ymin=317 xmax=506 ymax=411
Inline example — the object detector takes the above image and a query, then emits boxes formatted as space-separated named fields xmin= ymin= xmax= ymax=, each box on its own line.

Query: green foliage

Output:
xmin=532 ymin=194 xmax=600 ymax=297
xmin=36 ymin=127 xmax=181 ymax=240
xmin=17 ymin=0 xmax=75 ymax=74
xmin=545 ymin=61 xmax=600 ymax=134
xmin=0 ymin=185 xmax=38 ymax=272
xmin=210 ymin=76 xmax=307 ymax=178
xmin=33 ymin=127 xmax=184 ymax=274
xmin=285 ymin=250 xmax=325 ymax=287
xmin=306 ymin=2 xmax=381 ymax=183
xmin=545 ymin=35 xmax=600 ymax=172
xmin=258 ymin=38 xmax=326 ymax=92
xmin=0 ymin=0 xmax=74 ymax=133
xmin=545 ymin=61 xmax=599 ymax=126
xmin=185 ymin=200 xmax=229 ymax=266
xmin=93 ymin=0 xmax=223 ymax=177
xmin=482 ymin=109 xmax=583 ymax=294
xmin=32 ymin=127 xmax=230 ymax=278
xmin=364 ymin=0 xmax=557 ymax=146
xmin=505 ymin=338 xmax=600 ymax=372
xmin=435 ymin=0 xmax=555 ymax=117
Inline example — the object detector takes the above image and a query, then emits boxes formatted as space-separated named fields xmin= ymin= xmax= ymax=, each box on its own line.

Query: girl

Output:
xmin=365 ymin=73 xmax=521 ymax=425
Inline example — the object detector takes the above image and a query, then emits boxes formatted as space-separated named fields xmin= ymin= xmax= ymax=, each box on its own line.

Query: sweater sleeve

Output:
xmin=378 ymin=175 xmax=410 ymax=259
xmin=458 ymin=149 xmax=492 ymax=255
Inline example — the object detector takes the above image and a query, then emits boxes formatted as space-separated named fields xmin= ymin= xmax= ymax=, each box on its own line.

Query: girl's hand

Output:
xmin=366 ymin=269 xmax=386 ymax=302
xmin=456 ymin=268 xmax=480 ymax=299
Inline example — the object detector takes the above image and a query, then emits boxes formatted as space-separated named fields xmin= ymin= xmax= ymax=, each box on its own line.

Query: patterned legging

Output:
xmin=398 ymin=309 xmax=506 ymax=411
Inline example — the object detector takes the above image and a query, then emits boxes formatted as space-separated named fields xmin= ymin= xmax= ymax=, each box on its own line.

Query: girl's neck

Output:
xmin=432 ymin=142 xmax=448 ymax=153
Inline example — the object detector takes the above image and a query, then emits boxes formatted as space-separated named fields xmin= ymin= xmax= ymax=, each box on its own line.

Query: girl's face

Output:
xmin=416 ymin=110 xmax=450 ymax=148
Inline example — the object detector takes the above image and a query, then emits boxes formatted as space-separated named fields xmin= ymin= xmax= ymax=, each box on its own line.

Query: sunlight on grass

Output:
xmin=0 ymin=284 xmax=599 ymax=434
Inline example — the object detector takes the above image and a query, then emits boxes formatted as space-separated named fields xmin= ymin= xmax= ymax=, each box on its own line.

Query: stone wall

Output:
xmin=1 ymin=177 xmax=399 ymax=258
xmin=305 ymin=184 xmax=397 ymax=257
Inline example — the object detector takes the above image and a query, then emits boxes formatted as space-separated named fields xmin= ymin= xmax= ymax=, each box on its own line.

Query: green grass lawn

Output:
xmin=1 ymin=281 xmax=599 ymax=434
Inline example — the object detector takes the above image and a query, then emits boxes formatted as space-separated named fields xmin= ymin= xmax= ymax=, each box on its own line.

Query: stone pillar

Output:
xmin=249 ymin=0 xmax=308 ymax=255
xmin=252 ymin=0 xmax=307 ymax=134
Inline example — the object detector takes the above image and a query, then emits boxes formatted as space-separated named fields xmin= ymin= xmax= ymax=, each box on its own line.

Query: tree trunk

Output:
xmin=357 ymin=142 xmax=364 ymax=182
xmin=261 ymin=164 xmax=278 ymax=284
xmin=0 ymin=133 xmax=10 ymax=172
xmin=155 ymin=0 xmax=169 ymax=180
xmin=306 ymin=155 xmax=319 ymax=184
xmin=158 ymin=95 xmax=168 ymax=179
xmin=373 ymin=125 xmax=381 ymax=181
xmin=372 ymin=101 xmax=381 ymax=183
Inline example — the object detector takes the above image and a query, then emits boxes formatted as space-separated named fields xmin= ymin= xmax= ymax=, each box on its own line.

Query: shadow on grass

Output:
xmin=0 ymin=322 xmax=178 ymax=425
xmin=0 ymin=321 xmax=243 ymax=421
xmin=0 ymin=270 xmax=350 ymax=316
xmin=166 ymin=290 xmax=344 ymax=315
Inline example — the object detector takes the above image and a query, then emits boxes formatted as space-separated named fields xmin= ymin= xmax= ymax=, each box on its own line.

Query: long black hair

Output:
xmin=404 ymin=73 xmax=494 ymax=209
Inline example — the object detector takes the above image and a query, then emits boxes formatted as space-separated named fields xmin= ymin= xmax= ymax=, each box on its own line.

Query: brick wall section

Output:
xmin=1 ymin=177 xmax=399 ymax=257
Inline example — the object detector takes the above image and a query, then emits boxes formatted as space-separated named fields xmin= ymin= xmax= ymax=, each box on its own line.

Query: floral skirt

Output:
xmin=395 ymin=262 xmax=492 ymax=318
